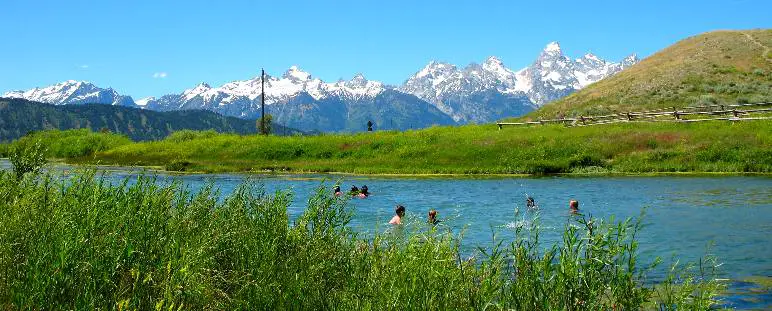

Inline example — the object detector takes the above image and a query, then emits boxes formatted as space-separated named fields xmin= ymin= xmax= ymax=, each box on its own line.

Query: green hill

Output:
xmin=528 ymin=29 xmax=772 ymax=119
xmin=0 ymin=98 xmax=304 ymax=142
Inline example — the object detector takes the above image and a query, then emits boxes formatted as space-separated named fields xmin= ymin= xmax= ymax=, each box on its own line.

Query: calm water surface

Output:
xmin=4 ymin=161 xmax=771 ymax=308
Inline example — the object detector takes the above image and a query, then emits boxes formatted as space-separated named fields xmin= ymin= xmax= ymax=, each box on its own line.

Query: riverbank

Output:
xmin=3 ymin=120 xmax=771 ymax=175
xmin=15 ymin=159 xmax=772 ymax=179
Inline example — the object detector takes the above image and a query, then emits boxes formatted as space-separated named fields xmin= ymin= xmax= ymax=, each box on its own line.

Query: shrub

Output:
xmin=8 ymin=139 xmax=47 ymax=179
xmin=165 ymin=159 xmax=192 ymax=171
xmin=11 ymin=129 xmax=131 ymax=158
xmin=165 ymin=129 xmax=219 ymax=143
xmin=696 ymin=95 xmax=718 ymax=106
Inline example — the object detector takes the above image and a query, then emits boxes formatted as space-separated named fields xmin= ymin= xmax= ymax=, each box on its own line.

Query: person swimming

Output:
xmin=569 ymin=199 xmax=579 ymax=213
xmin=333 ymin=185 xmax=343 ymax=196
xmin=389 ymin=205 xmax=405 ymax=225
xmin=350 ymin=185 xmax=360 ymax=195
xmin=526 ymin=196 xmax=536 ymax=208
xmin=352 ymin=185 xmax=369 ymax=198
xmin=427 ymin=209 xmax=439 ymax=225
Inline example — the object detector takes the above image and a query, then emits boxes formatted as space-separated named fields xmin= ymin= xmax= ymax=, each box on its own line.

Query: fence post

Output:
xmin=497 ymin=123 xmax=502 ymax=130
xmin=673 ymin=108 xmax=680 ymax=120
xmin=626 ymin=112 xmax=632 ymax=121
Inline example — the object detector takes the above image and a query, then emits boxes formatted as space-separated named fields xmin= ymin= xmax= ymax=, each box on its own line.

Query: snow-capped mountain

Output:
xmin=401 ymin=42 xmax=639 ymax=121
xmin=2 ymin=42 xmax=638 ymax=132
xmin=138 ymin=67 xmax=453 ymax=131
xmin=141 ymin=67 xmax=385 ymax=115
xmin=3 ymin=80 xmax=134 ymax=106
xmin=399 ymin=56 xmax=533 ymax=123
xmin=513 ymin=42 xmax=638 ymax=106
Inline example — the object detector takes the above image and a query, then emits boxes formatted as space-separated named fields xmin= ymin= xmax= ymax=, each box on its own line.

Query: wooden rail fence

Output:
xmin=497 ymin=102 xmax=772 ymax=129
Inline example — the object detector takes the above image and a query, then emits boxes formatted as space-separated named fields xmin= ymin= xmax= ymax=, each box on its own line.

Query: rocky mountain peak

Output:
xmin=542 ymin=41 xmax=562 ymax=55
xmin=483 ymin=56 xmax=504 ymax=67
xmin=283 ymin=65 xmax=312 ymax=81
xmin=622 ymin=53 xmax=639 ymax=68
xmin=346 ymin=73 xmax=368 ymax=88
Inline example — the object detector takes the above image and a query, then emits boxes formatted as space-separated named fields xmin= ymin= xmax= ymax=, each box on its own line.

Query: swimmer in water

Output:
xmin=390 ymin=205 xmax=405 ymax=225
xmin=359 ymin=185 xmax=369 ymax=198
xmin=427 ymin=209 xmax=439 ymax=225
xmin=333 ymin=185 xmax=343 ymax=196
xmin=569 ymin=199 xmax=579 ymax=213
xmin=526 ymin=196 xmax=536 ymax=208
xmin=350 ymin=185 xmax=360 ymax=196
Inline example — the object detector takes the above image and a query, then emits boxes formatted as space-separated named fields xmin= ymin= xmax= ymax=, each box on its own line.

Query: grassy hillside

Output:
xmin=55 ymin=120 xmax=772 ymax=174
xmin=0 ymin=98 xmax=304 ymax=142
xmin=528 ymin=29 xmax=772 ymax=119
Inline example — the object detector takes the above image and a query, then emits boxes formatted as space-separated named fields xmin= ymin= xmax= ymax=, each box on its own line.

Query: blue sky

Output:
xmin=1 ymin=0 xmax=769 ymax=99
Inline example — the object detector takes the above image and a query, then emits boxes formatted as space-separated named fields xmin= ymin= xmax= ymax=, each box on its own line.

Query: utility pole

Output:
xmin=261 ymin=68 xmax=266 ymax=135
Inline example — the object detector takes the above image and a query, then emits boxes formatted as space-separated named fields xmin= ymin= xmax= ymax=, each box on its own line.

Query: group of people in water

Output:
xmin=387 ymin=206 xmax=439 ymax=225
xmin=334 ymin=185 xmax=580 ymax=226
xmin=526 ymin=196 xmax=579 ymax=213
xmin=334 ymin=185 xmax=369 ymax=198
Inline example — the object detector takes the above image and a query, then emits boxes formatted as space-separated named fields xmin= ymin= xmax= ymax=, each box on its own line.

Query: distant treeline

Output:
xmin=0 ymin=98 xmax=304 ymax=142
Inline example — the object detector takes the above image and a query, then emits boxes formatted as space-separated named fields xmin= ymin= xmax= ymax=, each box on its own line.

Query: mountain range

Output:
xmin=3 ymin=42 xmax=638 ymax=132
xmin=0 ymin=98 xmax=304 ymax=142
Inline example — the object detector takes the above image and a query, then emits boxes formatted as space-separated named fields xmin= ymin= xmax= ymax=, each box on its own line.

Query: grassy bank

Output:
xmin=0 ymin=169 xmax=722 ymax=309
xmin=0 ymin=129 xmax=131 ymax=159
xmin=48 ymin=120 xmax=772 ymax=175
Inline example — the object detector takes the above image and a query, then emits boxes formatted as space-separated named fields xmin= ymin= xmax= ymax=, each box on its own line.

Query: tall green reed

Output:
xmin=0 ymin=169 xmax=722 ymax=309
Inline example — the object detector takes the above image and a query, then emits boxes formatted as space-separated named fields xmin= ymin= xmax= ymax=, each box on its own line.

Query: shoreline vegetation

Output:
xmin=0 ymin=163 xmax=724 ymax=309
xmin=7 ymin=159 xmax=772 ymax=179
xmin=1 ymin=120 xmax=770 ymax=176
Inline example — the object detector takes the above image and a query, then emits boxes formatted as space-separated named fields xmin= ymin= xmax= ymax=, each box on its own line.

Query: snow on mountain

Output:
xmin=515 ymin=42 xmax=639 ymax=105
xmin=142 ymin=66 xmax=387 ymax=113
xmin=399 ymin=56 xmax=533 ymax=123
xmin=401 ymin=41 xmax=639 ymax=115
xmin=135 ymin=96 xmax=155 ymax=107
xmin=621 ymin=53 xmax=640 ymax=68
xmin=2 ymin=42 xmax=638 ymax=131
xmin=2 ymin=80 xmax=135 ymax=106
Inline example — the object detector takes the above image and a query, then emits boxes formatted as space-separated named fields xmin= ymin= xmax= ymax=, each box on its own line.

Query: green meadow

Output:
xmin=6 ymin=120 xmax=768 ymax=175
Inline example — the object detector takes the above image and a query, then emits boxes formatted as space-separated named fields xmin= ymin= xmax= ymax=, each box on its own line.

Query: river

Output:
xmin=2 ymin=161 xmax=771 ymax=309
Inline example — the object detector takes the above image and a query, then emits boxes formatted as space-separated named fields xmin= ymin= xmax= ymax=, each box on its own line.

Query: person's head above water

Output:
xmin=361 ymin=185 xmax=369 ymax=194
xmin=395 ymin=205 xmax=406 ymax=217
xmin=333 ymin=185 xmax=341 ymax=193
xmin=569 ymin=200 xmax=579 ymax=210
xmin=428 ymin=209 xmax=438 ymax=223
